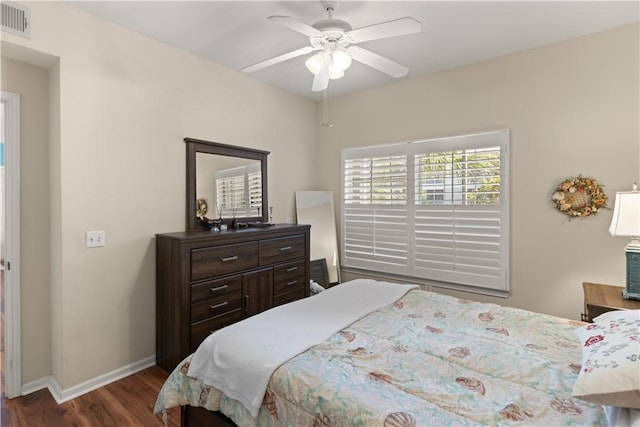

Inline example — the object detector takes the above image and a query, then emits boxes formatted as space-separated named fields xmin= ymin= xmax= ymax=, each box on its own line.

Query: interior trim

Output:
xmin=21 ymin=355 xmax=156 ymax=404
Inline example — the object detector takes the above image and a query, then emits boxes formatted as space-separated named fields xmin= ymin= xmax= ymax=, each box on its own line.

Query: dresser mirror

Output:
xmin=186 ymin=138 xmax=269 ymax=231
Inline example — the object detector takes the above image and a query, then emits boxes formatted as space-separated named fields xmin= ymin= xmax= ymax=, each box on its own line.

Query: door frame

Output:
xmin=2 ymin=90 xmax=22 ymax=398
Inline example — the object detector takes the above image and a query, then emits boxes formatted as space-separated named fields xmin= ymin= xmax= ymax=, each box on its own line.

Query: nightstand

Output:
xmin=582 ymin=282 xmax=640 ymax=322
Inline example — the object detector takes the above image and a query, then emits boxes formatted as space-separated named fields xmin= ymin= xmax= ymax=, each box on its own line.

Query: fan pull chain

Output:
xmin=321 ymin=80 xmax=333 ymax=128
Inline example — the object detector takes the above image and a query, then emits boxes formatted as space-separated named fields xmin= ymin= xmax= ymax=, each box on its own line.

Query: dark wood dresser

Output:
xmin=155 ymin=224 xmax=311 ymax=372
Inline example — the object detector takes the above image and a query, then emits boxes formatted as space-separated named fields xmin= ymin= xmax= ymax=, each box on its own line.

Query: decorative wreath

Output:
xmin=551 ymin=175 xmax=608 ymax=218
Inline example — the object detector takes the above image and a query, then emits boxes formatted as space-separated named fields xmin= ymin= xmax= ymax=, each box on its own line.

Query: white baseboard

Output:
xmin=20 ymin=355 xmax=156 ymax=404
xmin=20 ymin=376 xmax=52 ymax=396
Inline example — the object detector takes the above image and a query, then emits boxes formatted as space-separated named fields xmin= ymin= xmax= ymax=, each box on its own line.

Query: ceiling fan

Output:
xmin=242 ymin=3 xmax=422 ymax=92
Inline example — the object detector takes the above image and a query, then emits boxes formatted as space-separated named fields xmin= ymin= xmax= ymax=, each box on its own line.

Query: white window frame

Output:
xmin=341 ymin=130 xmax=510 ymax=296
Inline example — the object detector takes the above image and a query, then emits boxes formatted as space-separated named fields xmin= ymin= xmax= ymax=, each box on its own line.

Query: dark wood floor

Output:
xmin=1 ymin=366 xmax=181 ymax=426
xmin=1 ymin=269 xmax=181 ymax=426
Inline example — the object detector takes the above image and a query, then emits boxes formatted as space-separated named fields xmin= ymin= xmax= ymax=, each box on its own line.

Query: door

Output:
xmin=242 ymin=268 xmax=272 ymax=318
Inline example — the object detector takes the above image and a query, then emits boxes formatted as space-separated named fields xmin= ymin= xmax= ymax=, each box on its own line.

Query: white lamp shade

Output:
xmin=609 ymin=191 xmax=640 ymax=237
xmin=305 ymin=52 xmax=326 ymax=75
xmin=329 ymin=68 xmax=344 ymax=79
xmin=331 ymin=49 xmax=352 ymax=72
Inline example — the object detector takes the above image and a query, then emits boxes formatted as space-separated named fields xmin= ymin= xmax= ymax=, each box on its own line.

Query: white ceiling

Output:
xmin=69 ymin=1 xmax=639 ymax=101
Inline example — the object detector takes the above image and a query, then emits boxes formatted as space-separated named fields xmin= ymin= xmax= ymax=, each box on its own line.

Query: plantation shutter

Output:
xmin=412 ymin=142 xmax=504 ymax=289
xmin=216 ymin=163 xmax=263 ymax=217
xmin=342 ymin=130 xmax=509 ymax=293
xmin=343 ymin=145 xmax=409 ymax=275
xmin=247 ymin=163 xmax=262 ymax=216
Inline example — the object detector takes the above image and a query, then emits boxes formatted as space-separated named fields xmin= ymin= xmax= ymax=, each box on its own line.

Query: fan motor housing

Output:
xmin=313 ymin=18 xmax=352 ymax=33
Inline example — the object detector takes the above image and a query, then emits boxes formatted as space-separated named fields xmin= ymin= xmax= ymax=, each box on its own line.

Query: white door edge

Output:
xmin=2 ymin=90 xmax=22 ymax=398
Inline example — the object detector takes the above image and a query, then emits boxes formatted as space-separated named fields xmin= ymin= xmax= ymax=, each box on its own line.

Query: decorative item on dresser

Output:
xmin=155 ymin=224 xmax=311 ymax=372
xmin=582 ymin=282 xmax=640 ymax=322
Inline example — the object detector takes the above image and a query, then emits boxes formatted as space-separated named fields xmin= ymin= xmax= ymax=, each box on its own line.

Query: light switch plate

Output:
xmin=85 ymin=230 xmax=105 ymax=248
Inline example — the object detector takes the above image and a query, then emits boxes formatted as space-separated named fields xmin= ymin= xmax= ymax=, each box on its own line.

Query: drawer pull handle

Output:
xmin=210 ymin=301 xmax=229 ymax=310
xmin=210 ymin=284 xmax=229 ymax=293
xmin=286 ymin=280 xmax=298 ymax=287
xmin=220 ymin=256 xmax=238 ymax=263
xmin=279 ymin=246 xmax=292 ymax=252
xmin=285 ymin=267 xmax=298 ymax=273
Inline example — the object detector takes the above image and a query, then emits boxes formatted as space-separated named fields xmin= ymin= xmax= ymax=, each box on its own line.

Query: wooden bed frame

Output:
xmin=181 ymin=258 xmax=333 ymax=427
xmin=182 ymin=406 xmax=235 ymax=427
xmin=309 ymin=258 xmax=331 ymax=288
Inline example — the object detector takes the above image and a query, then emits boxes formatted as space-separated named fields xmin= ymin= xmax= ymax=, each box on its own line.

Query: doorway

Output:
xmin=1 ymin=90 xmax=21 ymax=399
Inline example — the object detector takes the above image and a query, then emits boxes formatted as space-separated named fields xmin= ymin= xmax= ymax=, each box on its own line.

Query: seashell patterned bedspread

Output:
xmin=154 ymin=288 xmax=607 ymax=426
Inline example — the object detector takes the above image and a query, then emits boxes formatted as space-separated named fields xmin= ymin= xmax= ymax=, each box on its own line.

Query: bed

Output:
xmin=154 ymin=279 xmax=622 ymax=426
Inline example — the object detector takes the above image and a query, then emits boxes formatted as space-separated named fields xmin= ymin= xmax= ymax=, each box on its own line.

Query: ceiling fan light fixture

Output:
xmin=305 ymin=52 xmax=326 ymax=74
xmin=305 ymin=49 xmax=352 ymax=80
xmin=331 ymin=49 xmax=352 ymax=72
xmin=329 ymin=68 xmax=345 ymax=80
xmin=247 ymin=12 xmax=422 ymax=93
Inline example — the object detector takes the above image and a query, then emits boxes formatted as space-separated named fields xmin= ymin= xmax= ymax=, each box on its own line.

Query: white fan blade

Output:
xmin=312 ymin=62 xmax=330 ymax=92
xmin=242 ymin=46 xmax=315 ymax=74
xmin=268 ymin=15 xmax=324 ymax=38
xmin=348 ymin=46 xmax=409 ymax=78
xmin=347 ymin=17 xmax=421 ymax=43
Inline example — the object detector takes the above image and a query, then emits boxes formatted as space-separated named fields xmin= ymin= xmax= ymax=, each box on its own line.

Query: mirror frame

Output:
xmin=185 ymin=137 xmax=269 ymax=231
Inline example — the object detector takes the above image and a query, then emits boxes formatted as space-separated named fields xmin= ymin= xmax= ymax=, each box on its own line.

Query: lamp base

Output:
xmin=625 ymin=250 xmax=640 ymax=300
xmin=622 ymin=289 xmax=640 ymax=300
xmin=626 ymin=237 xmax=640 ymax=252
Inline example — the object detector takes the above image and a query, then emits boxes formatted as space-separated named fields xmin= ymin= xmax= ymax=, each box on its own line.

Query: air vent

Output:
xmin=1 ymin=1 xmax=30 ymax=39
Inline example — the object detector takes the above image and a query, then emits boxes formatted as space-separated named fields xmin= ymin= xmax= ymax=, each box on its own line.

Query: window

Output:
xmin=342 ymin=130 xmax=509 ymax=294
xmin=215 ymin=163 xmax=262 ymax=218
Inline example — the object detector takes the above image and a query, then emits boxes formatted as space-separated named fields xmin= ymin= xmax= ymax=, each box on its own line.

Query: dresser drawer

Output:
xmin=190 ymin=310 xmax=243 ymax=352
xmin=191 ymin=242 xmax=259 ymax=281
xmin=273 ymin=260 xmax=306 ymax=296
xmin=259 ymin=235 xmax=306 ymax=265
xmin=191 ymin=275 xmax=242 ymax=305
xmin=191 ymin=290 xmax=243 ymax=323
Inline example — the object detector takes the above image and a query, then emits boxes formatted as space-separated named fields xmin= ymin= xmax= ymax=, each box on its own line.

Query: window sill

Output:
xmin=340 ymin=267 xmax=510 ymax=299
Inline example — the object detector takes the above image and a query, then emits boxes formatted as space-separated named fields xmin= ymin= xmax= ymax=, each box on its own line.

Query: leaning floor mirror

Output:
xmin=295 ymin=191 xmax=340 ymax=285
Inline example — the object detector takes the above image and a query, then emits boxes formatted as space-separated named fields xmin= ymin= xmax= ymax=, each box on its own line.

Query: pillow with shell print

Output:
xmin=572 ymin=310 xmax=640 ymax=409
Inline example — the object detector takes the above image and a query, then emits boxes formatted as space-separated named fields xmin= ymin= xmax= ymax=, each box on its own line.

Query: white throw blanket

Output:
xmin=187 ymin=279 xmax=418 ymax=418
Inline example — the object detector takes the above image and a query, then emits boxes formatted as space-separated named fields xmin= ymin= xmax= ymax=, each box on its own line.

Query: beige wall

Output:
xmin=1 ymin=58 xmax=52 ymax=384
xmin=2 ymin=2 xmax=316 ymax=390
xmin=319 ymin=24 xmax=640 ymax=320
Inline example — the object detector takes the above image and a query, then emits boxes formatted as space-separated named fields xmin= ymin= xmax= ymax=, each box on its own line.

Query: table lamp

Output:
xmin=609 ymin=183 xmax=640 ymax=300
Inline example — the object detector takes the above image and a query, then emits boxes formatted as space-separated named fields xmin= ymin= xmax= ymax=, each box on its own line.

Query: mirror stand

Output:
xmin=295 ymin=191 xmax=341 ymax=284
